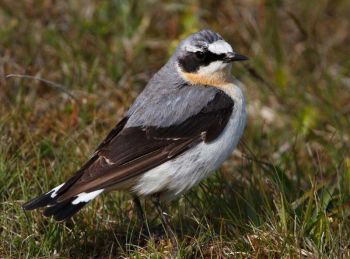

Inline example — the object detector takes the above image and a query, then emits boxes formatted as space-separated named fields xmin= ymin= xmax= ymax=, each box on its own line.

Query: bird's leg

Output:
xmin=133 ymin=196 xmax=152 ymax=241
xmin=132 ymin=196 xmax=145 ymax=223
xmin=152 ymin=195 xmax=178 ymax=248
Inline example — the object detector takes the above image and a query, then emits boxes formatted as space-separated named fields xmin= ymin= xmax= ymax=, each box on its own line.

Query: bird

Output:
xmin=22 ymin=29 xmax=248 ymax=232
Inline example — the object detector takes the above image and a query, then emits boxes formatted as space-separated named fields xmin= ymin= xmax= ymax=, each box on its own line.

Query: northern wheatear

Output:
xmin=23 ymin=30 xmax=248 ymax=230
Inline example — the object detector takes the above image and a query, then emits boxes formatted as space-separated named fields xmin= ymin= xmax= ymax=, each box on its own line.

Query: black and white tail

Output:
xmin=22 ymin=183 xmax=103 ymax=221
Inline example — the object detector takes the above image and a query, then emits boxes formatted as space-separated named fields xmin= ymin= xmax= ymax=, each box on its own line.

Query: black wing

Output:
xmin=56 ymin=90 xmax=234 ymax=200
xmin=28 ymin=90 xmax=234 ymax=204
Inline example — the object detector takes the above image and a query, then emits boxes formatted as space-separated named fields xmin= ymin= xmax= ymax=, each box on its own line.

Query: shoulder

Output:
xmin=203 ymin=89 xmax=234 ymax=113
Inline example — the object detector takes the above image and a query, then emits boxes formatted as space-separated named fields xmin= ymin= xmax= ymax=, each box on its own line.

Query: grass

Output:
xmin=1 ymin=0 xmax=350 ymax=257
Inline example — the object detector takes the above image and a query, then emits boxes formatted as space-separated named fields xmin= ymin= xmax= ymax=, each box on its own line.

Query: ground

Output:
xmin=1 ymin=0 xmax=350 ymax=258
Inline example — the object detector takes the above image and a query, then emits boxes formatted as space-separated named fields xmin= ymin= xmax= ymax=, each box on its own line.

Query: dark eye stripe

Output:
xmin=178 ymin=51 xmax=226 ymax=73
xmin=202 ymin=51 xmax=226 ymax=65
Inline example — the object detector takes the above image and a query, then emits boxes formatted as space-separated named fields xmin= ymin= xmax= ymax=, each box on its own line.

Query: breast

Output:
xmin=132 ymin=82 xmax=246 ymax=200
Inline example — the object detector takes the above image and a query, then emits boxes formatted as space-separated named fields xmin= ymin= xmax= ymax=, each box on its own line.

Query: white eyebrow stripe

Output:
xmin=185 ymin=45 xmax=202 ymax=53
xmin=208 ymin=40 xmax=233 ymax=54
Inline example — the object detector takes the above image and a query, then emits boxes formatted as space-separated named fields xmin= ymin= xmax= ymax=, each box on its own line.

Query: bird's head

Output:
xmin=174 ymin=29 xmax=247 ymax=87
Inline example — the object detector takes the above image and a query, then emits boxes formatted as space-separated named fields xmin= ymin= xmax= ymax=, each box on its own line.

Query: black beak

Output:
xmin=223 ymin=52 xmax=248 ymax=63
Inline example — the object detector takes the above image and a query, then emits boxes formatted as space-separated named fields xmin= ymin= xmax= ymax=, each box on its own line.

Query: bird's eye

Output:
xmin=195 ymin=51 xmax=205 ymax=60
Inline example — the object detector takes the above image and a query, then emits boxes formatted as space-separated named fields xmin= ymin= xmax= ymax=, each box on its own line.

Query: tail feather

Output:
xmin=22 ymin=183 xmax=103 ymax=221
xmin=52 ymin=202 xmax=87 ymax=221
xmin=22 ymin=192 xmax=56 ymax=210
xmin=43 ymin=197 xmax=88 ymax=221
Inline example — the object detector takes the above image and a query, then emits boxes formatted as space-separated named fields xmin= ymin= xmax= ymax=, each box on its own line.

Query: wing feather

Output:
xmin=57 ymin=89 xmax=234 ymax=201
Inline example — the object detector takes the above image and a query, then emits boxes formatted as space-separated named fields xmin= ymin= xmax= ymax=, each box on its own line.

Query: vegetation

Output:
xmin=1 ymin=0 xmax=350 ymax=257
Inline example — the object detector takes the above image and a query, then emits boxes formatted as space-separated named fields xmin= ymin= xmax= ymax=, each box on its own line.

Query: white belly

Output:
xmin=133 ymin=83 xmax=246 ymax=200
